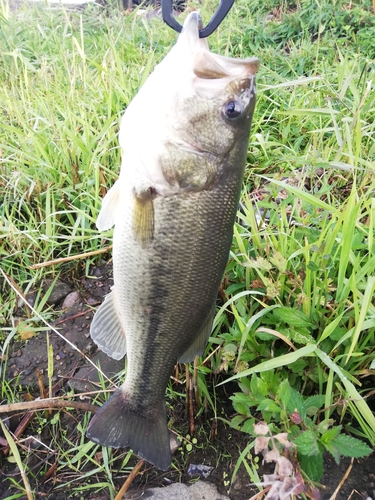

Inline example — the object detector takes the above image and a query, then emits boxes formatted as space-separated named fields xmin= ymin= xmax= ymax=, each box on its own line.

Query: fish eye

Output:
xmin=223 ymin=99 xmax=243 ymax=121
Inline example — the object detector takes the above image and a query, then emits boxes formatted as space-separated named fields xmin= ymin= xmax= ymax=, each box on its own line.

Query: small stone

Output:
xmin=23 ymin=367 xmax=34 ymax=377
xmin=44 ymin=280 xmax=72 ymax=305
xmin=62 ymin=291 xmax=81 ymax=309
xmin=231 ymin=476 xmax=242 ymax=491
xmin=55 ymin=355 xmax=61 ymax=360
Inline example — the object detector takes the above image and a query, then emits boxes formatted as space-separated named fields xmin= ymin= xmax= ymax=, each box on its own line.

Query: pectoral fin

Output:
xmin=90 ymin=287 xmax=127 ymax=360
xmin=96 ymin=181 xmax=121 ymax=231
xmin=178 ymin=308 xmax=215 ymax=363
xmin=133 ymin=189 xmax=155 ymax=246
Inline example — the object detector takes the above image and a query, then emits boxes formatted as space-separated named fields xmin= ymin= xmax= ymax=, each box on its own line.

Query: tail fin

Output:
xmin=86 ymin=388 xmax=171 ymax=470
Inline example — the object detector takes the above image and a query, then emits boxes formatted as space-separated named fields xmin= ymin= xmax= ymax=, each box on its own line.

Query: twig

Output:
xmin=0 ymin=398 xmax=99 ymax=415
xmin=30 ymin=245 xmax=113 ymax=269
xmin=37 ymin=369 xmax=46 ymax=399
xmin=189 ymin=375 xmax=195 ymax=435
xmin=114 ymin=459 xmax=145 ymax=500
xmin=185 ymin=363 xmax=190 ymax=417
xmin=255 ymin=327 xmax=297 ymax=351
xmin=248 ymin=486 xmax=271 ymax=499
xmin=193 ymin=356 xmax=201 ymax=410
xmin=41 ymin=459 xmax=57 ymax=484
xmin=52 ymin=308 xmax=96 ymax=326
xmin=328 ymin=457 xmax=354 ymax=500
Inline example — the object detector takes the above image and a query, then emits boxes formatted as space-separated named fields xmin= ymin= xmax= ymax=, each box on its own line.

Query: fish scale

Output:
xmin=86 ymin=11 xmax=258 ymax=470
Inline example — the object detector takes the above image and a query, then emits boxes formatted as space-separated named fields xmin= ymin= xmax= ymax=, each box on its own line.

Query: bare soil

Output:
xmin=1 ymin=262 xmax=374 ymax=500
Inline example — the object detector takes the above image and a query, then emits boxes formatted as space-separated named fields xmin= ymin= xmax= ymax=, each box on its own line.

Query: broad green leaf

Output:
xmin=299 ymin=453 xmax=324 ymax=481
xmin=232 ymin=401 xmax=250 ymax=416
xmin=320 ymin=426 xmax=342 ymax=444
xmin=323 ymin=441 xmax=341 ymax=464
xmin=276 ymin=379 xmax=291 ymax=410
xmin=274 ymin=307 xmax=313 ymax=328
xmin=287 ymin=386 xmax=307 ymax=421
xmin=230 ymin=415 xmax=247 ymax=429
xmin=294 ymin=430 xmax=320 ymax=456
xmin=257 ymin=399 xmax=281 ymax=413
xmin=332 ymin=434 xmax=372 ymax=458
xmin=290 ymin=329 xmax=315 ymax=345
xmin=242 ymin=418 xmax=255 ymax=435
xmin=316 ymin=419 xmax=335 ymax=434
xmin=304 ymin=395 xmax=325 ymax=416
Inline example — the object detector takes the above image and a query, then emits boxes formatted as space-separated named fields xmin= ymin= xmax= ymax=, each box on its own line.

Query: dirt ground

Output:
xmin=1 ymin=262 xmax=374 ymax=500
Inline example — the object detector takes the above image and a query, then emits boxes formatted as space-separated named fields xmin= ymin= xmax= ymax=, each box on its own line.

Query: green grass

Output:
xmin=1 ymin=0 xmax=375 ymax=496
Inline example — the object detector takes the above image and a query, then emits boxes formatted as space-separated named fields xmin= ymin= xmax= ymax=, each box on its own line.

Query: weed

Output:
xmin=1 ymin=0 xmax=375 ymax=496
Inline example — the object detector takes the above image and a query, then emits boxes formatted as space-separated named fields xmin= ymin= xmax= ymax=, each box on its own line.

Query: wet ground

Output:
xmin=1 ymin=262 xmax=374 ymax=500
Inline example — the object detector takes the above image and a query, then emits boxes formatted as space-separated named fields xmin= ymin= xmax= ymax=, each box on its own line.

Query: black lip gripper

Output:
xmin=161 ymin=0 xmax=235 ymax=38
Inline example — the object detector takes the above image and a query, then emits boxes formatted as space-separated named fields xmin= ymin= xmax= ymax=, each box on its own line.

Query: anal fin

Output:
xmin=178 ymin=308 xmax=214 ymax=363
xmin=90 ymin=287 xmax=127 ymax=360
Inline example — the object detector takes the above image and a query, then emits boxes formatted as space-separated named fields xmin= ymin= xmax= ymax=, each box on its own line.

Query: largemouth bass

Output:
xmin=86 ymin=11 xmax=258 ymax=470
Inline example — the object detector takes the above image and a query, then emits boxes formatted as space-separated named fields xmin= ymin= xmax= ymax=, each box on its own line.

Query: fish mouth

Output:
xmin=182 ymin=11 xmax=204 ymax=34
xmin=178 ymin=11 xmax=209 ymax=52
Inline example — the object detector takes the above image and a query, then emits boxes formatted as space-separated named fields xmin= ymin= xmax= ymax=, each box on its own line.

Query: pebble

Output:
xmin=124 ymin=481 xmax=230 ymax=500
xmin=44 ymin=280 xmax=72 ymax=305
xmin=62 ymin=291 xmax=80 ymax=309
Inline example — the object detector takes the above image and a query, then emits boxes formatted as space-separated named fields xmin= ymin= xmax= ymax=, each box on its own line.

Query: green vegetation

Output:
xmin=1 ymin=0 xmax=375 ymax=497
